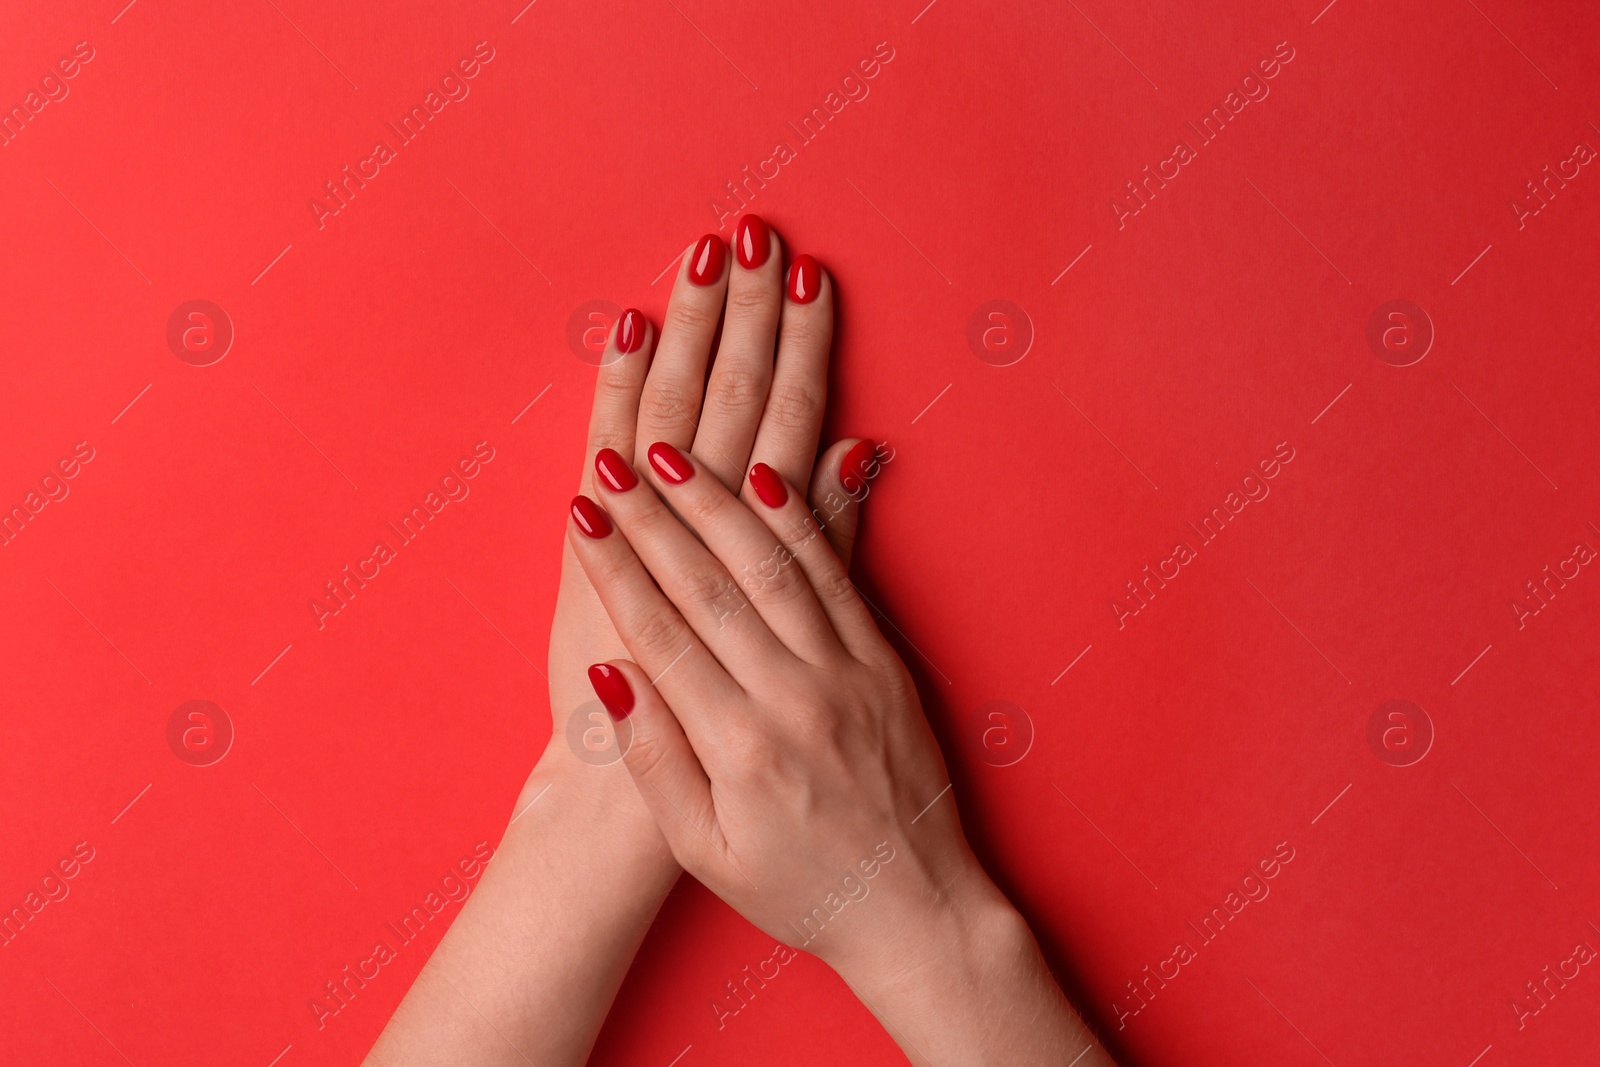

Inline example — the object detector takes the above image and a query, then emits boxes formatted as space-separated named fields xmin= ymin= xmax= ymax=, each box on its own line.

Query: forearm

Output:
xmin=364 ymin=742 xmax=679 ymax=1066
xmin=838 ymin=883 xmax=1114 ymax=1067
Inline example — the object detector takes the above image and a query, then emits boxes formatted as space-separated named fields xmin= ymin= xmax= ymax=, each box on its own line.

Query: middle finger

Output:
xmin=692 ymin=214 xmax=783 ymax=488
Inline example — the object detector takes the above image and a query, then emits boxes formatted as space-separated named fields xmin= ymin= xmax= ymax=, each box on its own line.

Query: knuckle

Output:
xmin=628 ymin=498 xmax=677 ymax=539
xmin=666 ymin=298 xmax=721 ymax=337
xmin=742 ymin=546 xmax=805 ymax=605
xmin=726 ymin=284 xmax=776 ymax=317
xmin=626 ymin=605 xmax=687 ymax=661
xmin=585 ymin=539 xmax=636 ymax=589
xmin=777 ymin=512 xmax=826 ymax=554
xmin=811 ymin=564 xmax=857 ymax=607
xmin=588 ymin=430 xmax=632 ymax=457
xmin=593 ymin=551 xmax=629 ymax=590
xmin=676 ymin=563 xmax=737 ymax=609
xmin=708 ymin=365 xmax=769 ymax=416
xmin=779 ymin=312 xmax=831 ymax=355
xmin=762 ymin=382 xmax=822 ymax=433
xmin=594 ymin=367 xmax=639 ymax=405
xmin=641 ymin=381 xmax=697 ymax=429
xmin=677 ymin=482 xmax=734 ymax=528
xmin=623 ymin=722 xmax=669 ymax=779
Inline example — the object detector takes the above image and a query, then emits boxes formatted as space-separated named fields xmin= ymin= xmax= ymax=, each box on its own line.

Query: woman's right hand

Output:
xmin=568 ymin=441 xmax=1115 ymax=1065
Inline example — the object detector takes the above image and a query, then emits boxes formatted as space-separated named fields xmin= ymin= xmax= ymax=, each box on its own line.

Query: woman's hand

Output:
xmin=568 ymin=446 xmax=1115 ymax=1065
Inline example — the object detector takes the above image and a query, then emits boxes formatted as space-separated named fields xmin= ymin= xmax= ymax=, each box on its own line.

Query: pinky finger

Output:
xmin=588 ymin=661 xmax=718 ymax=868
xmin=807 ymin=438 xmax=884 ymax=571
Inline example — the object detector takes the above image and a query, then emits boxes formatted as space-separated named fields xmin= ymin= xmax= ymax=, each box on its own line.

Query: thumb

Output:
xmin=587 ymin=661 xmax=717 ymax=865
xmin=808 ymin=438 xmax=885 ymax=570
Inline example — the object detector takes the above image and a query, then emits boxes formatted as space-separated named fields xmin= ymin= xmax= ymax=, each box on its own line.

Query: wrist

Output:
xmin=509 ymin=737 xmax=679 ymax=877
xmin=828 ymin=875 xmax=1085 ymax=1066
xmin=835 ymin=874 xmax=1029 ymax=997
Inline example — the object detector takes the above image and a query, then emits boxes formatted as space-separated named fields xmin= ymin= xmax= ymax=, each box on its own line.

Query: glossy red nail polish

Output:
xmin=588 ymin=663 xmax=635 ymax=720
xmin=617 ymin=308 xmax=646 ymax=354
xmin=647 ymin=441 xmax=695 ymax=484
xmin=570 ymin=494 xmax=613 ymax=538
xmin=688 ymin=234 xmax=726 ymax=286
xmin=841 ymin=439 xmax=876 ymax=493
xmin=748 ymin=463 xmax=788 ymax=508
xmin=735 ymin=215 xmax=770 ymax=270
xmin=787 ymin=254 xmax=821 ymax=304
xmin=594 ymin=448 xmax=638 ymax=492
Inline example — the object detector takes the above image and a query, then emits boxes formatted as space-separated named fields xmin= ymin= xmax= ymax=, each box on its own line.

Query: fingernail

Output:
xmin=570 ymin=494 xmax=613 ymax=538
xmin=688 ymin=234 xmax=726 ymax=287
xmin=647 ymin=441 xmax=695 ymax=484
xmin=787 ymin=254 xmax=821 ymax=304
xmin=617 ymin=308 xmax=646 ymax=354
xmin=749 ymin=462 xmax=788 ymax=508
xmin=735 ymin=214 xmax=771 ymax=270
xmin=595 ymin=448 xmax=638 ymax=492
xmin=588 ymin=663 xmax=635 ymax=720
xmin=841 ymin=439 xmax=876 ymax=493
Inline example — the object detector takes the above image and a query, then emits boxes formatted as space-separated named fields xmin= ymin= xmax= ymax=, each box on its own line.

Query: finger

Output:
xmin=636 ymin=235 xmax=728 ymax=456
xmin=627 ymin=440 xmax=841 ymax=663
xmin=692 ymin=215 xmax=782 ymax=488
xmin=808 ymin=438 xmax=882 ymax=570
xmin=740 ymin=458 xmax=883 ymax=660
xmin=587 ymin=449 xmax=794 ymax=674
xmin=748 ymin=254 xmax=832 ymax=491
xmin=580 ymin=309 xmax=654 ymax=495
xmin=587 ymin=660 xmax=719 ymax=869
xmin=568 ymin=494 xmax=742 ymax=719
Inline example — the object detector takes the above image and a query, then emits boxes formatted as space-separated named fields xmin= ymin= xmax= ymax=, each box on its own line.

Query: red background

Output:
xmin=3 ymin=1 xmax=1598 ymax=1064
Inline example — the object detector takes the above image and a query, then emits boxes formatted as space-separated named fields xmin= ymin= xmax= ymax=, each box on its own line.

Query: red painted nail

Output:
xmin=735 ymin=215 xmax=771 ymax=270
xmin=588 ymin=663 xmax=635 ymax=720
xmin=570 ymin=494 xmax=613 ymax=538
xmin=617 ymin=308 xmax=646 ymax=354
xmin=748 ymin=463 xmax=788 ymax=508
xmin=647 ymin=441 xmax=695 ymax=484
xmin=688 ymin=234 xmax=726 ymax=286
xmin=841 ymin=439 xmax=876 ymax=493
xmin=595 ymin=448 xmax=638 ymax=492
xmin=787 ymin=254 xmax=821 ymax=304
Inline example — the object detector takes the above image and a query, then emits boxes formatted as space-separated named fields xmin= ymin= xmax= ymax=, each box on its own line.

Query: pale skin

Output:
xmin=365 ymin=221 xmax=1115 ymax=1066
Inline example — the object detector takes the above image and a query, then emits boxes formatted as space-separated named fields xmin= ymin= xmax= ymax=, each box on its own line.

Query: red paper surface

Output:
xmin=3 ymin=1 xmax=1598 ymax=1064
